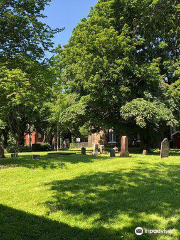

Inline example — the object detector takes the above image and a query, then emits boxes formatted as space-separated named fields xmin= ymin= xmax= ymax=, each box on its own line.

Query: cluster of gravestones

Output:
xmin=0 ymin=137 xmax=170 ymax=160
xmin=81 ymin=136 xmax=170 ymax=158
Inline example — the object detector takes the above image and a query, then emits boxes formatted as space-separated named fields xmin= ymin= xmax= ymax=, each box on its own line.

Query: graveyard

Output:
xmin=1 ymin=0 xmax=180 ymax=239
xmin=0 ymin=146 xmax=179 ymax=240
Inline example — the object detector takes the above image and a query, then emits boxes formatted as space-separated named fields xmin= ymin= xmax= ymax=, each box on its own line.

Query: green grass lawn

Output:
xmin=0 ymin=149 xmax=180 ymax=240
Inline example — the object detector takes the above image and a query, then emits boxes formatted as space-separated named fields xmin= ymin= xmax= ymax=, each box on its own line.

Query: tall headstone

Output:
xmin=0 ymin=146 xmax=5 ymax=158
xmin=120 ymin=136 xmax=129 ymax=157
xmin=100 ymin=145 xmax=105 ymax=154
xmin=81 ymin=147 xmax=86 ymax=155
xmin=110 ymin=149 xmax=115 ymax=157
xmin=142 ymin=150 xmax=148 ymax=155
xmin=92 ymin=144 xmax=99 ymax=155
xmin=161 ymin=138 xmax=169 ymax=158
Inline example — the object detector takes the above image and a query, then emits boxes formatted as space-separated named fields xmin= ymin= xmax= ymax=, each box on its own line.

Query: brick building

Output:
xmin=24 ymin=132 xmax=45 ymax=147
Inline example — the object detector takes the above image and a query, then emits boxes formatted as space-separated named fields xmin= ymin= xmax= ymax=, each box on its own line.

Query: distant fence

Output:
xmin=70 ymin=142 xmax=89 ymax=148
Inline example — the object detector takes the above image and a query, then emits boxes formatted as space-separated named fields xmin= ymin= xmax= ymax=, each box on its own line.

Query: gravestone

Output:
xmin=120 ymin=136 xmax=129 ymax=157
xmin=100 ymin=145 xmax=105 ymax=154
xmin=92 ymin=144 xmax=99 ymax=155
xmin=161 ymin=138 xmax=169 ymax=159
xmin=113 ymin=146 xmax=119 ymax=153
xmin=110 ymin=149 xmax=115 ymax=157
xmin=0 ymin=146 xmax=5 ymax=158
xmin=32 ymin=155 xmax=40 ymax=160
xmin=142 ymin=150 xmax=148 ymax=155
xmin=81 ymin=147 xmax=86 ymax=155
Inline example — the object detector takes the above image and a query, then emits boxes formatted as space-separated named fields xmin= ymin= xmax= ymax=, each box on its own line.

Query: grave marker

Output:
xmin=110 ymin=149 xmax=115 ymax=157
xmin=100 ymin=145 xmax=105 ymax=154
xmin=92 ymin=144 xmax=99 ymax=155
xmin=81 ymin=147 xmax=86 ymax=155
xmin=120 ymin=136 xmax=129 ymax=157
xmin=161 ymin=138 xmax=169 ymax=158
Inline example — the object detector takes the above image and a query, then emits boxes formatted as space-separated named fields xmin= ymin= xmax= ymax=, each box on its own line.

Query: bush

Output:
xmin=32 ymin=143 xmax=52 ymax=152
xmin=7 ymin=143 xmax=18 ymax=153
xmin=20 ymin=146 xmax=32 ymax=152
xmin=69 ymin=143 xmax=77 ymax=149
xmin=7 ymin=134 xmax=18 ymax=153
xmin=7 ymin=145 xmax=17 ymax=153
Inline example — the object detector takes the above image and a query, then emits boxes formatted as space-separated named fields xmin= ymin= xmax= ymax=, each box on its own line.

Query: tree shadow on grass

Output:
xmin=0 ymin=204 xmax=123 ymax=240
xmin=0 ymin=154 xmax=106 ymax=170
xmin=0 ymin=155 xmax=67 ymax=170
xmin=148 ymin=149 xmax=180 ymax=156
xmin=45 ymin=162 xmax=180 ymax=240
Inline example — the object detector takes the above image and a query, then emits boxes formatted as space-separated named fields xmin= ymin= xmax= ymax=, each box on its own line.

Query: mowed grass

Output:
xmin=0 ymin=149 xmax=180 ymax=240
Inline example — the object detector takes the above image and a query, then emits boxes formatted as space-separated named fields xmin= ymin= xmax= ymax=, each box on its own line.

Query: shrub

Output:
xmin=32 ymin=143 xmax=51 ymax=152
xmin=7 ymin=143 xmax=18 ymax=153
xmin=20 ymin=146 xmax=32 ymax=152
xmin=7 ymin=134 xmax=18 ymax=153
xmin=7 ymin=144 xmax=18 ymax=153
xmin=69 ymin=143 xmax=77 ymax=149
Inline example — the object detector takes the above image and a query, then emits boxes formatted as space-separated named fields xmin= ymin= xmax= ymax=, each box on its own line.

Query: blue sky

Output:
xmin=43 ymin=0 xmax=98 ymax=54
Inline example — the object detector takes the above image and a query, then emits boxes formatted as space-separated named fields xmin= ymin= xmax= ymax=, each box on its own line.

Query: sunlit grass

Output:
xmin=0 ymin=149 xmax=180 ymax=239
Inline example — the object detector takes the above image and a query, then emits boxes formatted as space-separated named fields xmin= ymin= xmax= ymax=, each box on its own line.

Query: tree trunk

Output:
xmin=0 ymin=146 xmax=5 ymax=158
xmin=57 ymin=124 xmax=59 ymax=151
xmin=2 ymin=128 xmax=9 ymax=148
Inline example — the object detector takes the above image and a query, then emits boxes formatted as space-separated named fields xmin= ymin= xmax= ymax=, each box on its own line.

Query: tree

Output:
xmin=0 ymin=0 xmax=62 ymax=60
xmin=0 ymin=60 xmax=55 ymax=148
xmin=43 ymin=84 xmax=88 ymax=149
xmin=56 ymin=0 xmax=180 ymax=147
xmin=0 ymin=0 xmax=62 ymax=149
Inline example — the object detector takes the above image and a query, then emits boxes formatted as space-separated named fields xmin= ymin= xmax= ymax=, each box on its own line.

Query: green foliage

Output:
xmin=69 ymin=143 xmax=77 ymax=150
xmin=0 ymin=0 xmax=61 ymax=147
xmin=55 ymin=0 xmax=180 ymax=146
xmin=0 ymin=61 xmax=55 ymax=146
xmin=20 ymin=146 xmax=33 ymax=153
xmin=32 ymin=143 xmax=51 ymax=152
xmin=0 ymin=0 xmax=62 ymax=59
xmin=121 ymin=98 xmax=177 ymax=129
xmin=79 ymin=123 xmax=90 ymax=138
xmin=6 ymin=133 xmax=18 ymax=153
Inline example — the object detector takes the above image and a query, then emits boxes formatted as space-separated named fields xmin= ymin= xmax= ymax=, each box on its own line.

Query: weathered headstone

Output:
xmin=100 ymin=145 xmax=105 ymax=154
xmin=160 ymin=138 xmax=169 ymax=159
xmin=81 ymin=147 xmax=86 ymax=155
xmin=113 ymin=146 xmax=119 ymax=153
xmin=142 ymin=150 xmax=148 ymax=155
xmin=0 ymin=146 xmax=5 ymax=158
xmin=32 ymin=155 xmax=40 ymax=160
xmin=110 ymin=149 xmax=115 ymax=157
xmin=92 ymin=144 xmax=99 ymax=155
xmin=120 ymin=136 xmax=129 ymax=157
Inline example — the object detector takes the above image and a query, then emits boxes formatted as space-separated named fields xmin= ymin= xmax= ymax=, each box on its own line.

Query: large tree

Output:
xmin=0 ymin=0 xmax=62 ymax=148
xmin=57 ymin=0 xmax=180 ymax=148
xmin=0 ymin=59 xmax=55 ymax=147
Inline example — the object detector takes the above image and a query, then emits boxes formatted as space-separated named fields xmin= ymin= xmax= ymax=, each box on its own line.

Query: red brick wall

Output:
xmin=24 ymin=132 xmax=44 ymax=146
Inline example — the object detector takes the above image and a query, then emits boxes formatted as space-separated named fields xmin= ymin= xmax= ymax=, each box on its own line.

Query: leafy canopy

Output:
xmin=56 ymin=0 xmax=180 ymax=139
